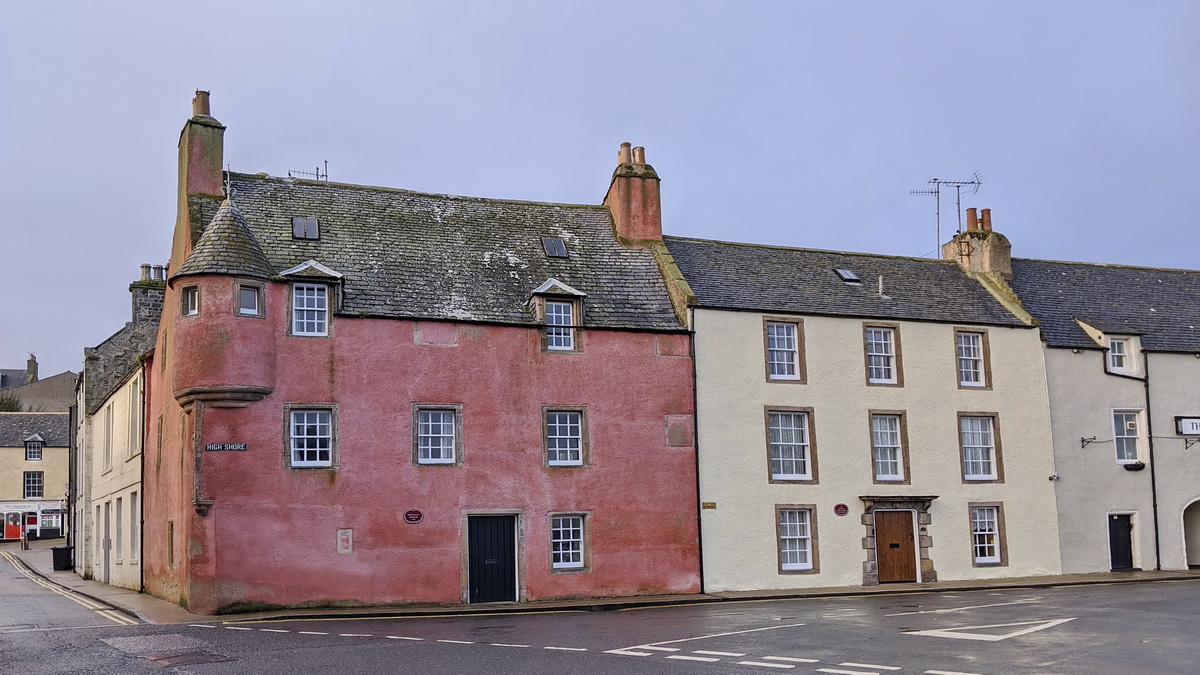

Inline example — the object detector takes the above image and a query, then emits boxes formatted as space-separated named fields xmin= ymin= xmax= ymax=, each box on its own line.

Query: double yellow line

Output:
xmin=1 ymin=551 xmax=138 ymax=626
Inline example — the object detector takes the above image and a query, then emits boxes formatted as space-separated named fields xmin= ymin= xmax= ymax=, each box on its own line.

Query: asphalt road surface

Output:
xmin=3 ymin=556 xmax=1197 ymax=674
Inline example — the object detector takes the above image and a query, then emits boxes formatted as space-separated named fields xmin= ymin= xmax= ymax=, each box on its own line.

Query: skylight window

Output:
xmin=834 ymin=268 xmax=862 ymax=284
xmin=542 ymin=237 xmax=568 ymax=258
xmin=292 ymin=216 xmax=320 ymax=240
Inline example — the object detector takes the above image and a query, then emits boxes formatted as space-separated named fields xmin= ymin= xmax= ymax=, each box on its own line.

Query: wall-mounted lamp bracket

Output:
xmin=1081 ymin=436 xmax=1097 ymax=448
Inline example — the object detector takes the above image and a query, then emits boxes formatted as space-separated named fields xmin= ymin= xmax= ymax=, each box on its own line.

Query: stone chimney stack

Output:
xmin=25 ymin=354 xmax=38 ymax=383
xmin=603 ymin=142 xmax=662 ymax=246
xmin=942 ymin=207 xmax=1013 ymax=280
xmin=171 ymin=90 xmax=227 ymax=272
xmin=130 ymin=263 xmax=167 ymax=323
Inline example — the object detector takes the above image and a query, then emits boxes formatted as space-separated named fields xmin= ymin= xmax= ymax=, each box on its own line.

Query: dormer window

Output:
xmin=292 ymin=216 xmax=320 ymax=240
xmin=546 ymin=301 xmax=575 ymax=350
xmin=292 ymin=284 xmax=328 ymax=336
xmin=1107 ymin=336 xmax=1139 ymax=375
xmin=530 ymin=278 xmax=587 ymax=353
xmin=25 ymin=439 xmax=43 ymax=461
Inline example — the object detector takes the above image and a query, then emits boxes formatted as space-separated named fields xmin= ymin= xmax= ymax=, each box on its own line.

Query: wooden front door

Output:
xmin=876 ymin=510 xmax=917 ymax=583
xmin=468 ymin=515 xmax=517 ymax=603
xmin=1109 ymin=514 xmax=1135 ymax=570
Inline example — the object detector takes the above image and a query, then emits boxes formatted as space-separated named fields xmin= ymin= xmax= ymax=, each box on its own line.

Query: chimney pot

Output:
xmin=153 ymin=265 xmax=165 ymax=282
xmin=192 ymin=90 xmax=211 ymax=117
xmin=140 ymin=263 xmax=152 ymax=281
xmin=632 ymin=146 xmax=646 ymax=164
xmin=966 ymin=208 xmax=979 ymax=231
xmin=618 ymin=142 xmax=632 ymax=164
xmin=981 ymin=208 xmax=993 ymax=231
xmin=26 ymin=354 xmax=37 ymax=384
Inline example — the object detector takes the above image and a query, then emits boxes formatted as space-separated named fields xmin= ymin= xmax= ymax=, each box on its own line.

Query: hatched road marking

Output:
xmin=739 ymin=660 xmax=796 ymax=669
xmin=904 ymin=618 xmax=1077 ymax=642
xmin=840 ymin=663 xmax=901 ymax=671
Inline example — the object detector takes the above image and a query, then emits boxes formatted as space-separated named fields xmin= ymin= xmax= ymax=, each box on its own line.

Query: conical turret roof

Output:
xmin=174 ymin=199 xmax=274 ymax=279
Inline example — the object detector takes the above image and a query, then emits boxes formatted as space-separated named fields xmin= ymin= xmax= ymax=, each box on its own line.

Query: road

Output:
xmin=2 ymin=555 xmax=1197 ymax=674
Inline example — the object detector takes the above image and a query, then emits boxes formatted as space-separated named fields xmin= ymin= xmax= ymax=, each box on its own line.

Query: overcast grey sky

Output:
xmin=2 ymin=1 xmax=1198 ymax=377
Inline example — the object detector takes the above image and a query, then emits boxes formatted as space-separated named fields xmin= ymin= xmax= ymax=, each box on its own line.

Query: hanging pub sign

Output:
xmin=205 ymin=443 xmax=248 ymax=451
xmin=1175 ymin=417 xmax=1200 ymax=435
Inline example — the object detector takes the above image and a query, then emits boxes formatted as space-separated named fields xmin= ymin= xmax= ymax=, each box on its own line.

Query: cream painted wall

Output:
xmin=81 ymin=370 xmax=144 ymax=591
xmin=694 ymin=309 xmax=1062 ymax=592
xmin=0 ymin=445 xmax=68 ymax=505
xmin=1046 ymin=350 xmax=1200 ymax=573
xmin=1043 ymin=349 xmax=1153 ymax=573
xmin=1143 ymin=354 xmax=1200 ymax=570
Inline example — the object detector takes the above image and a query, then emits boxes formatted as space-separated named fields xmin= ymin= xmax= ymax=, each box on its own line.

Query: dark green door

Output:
xmin=468 ymin=515 xmax=516 ymax=603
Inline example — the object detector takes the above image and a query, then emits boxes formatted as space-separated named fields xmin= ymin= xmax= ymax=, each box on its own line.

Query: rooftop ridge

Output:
xmin=663 ymin=235 xmax=958 ymax=265
xmin=228 ymin=171 xmax=610 ymax=212
xmin=1014 ymin=256 xmax=1200 ymax=275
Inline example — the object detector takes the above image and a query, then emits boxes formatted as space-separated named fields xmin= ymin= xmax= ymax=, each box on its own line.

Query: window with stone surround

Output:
xmin=24 ymin=471 xmax=43 ymax=499
xmin=776 ymin=505 xmax=818 ymax=573
xmin=767 ymin=408 xmax=816 ymax=482
xmin=288 ymin=408 xmax=334 ymax=468
xmin=181 ymin=286 xmax=199 ymax=316
xmin=291 ymin=283 xmax=328 ymax=336
xmin=870 ymin=413 xmax=908 ymax=483
xmin=551 ymin=514 xmax=587 ymax=570
xmin=544 ymin=408 xmax=587 ymax=467
xmin=764 ymin=318 xmax=805 ymax=382
xmin=959 ymin=413 xmax=1003 ymax=482
xmin=955 ymin=329 xmax=990 ymax=388
xmin=864 ymin=324 xmax=902 ymax=386
xmin=414 ymin=405 xmax=462 ymax=465
xmin=970 ymin=503 xmax=1007 ymax=566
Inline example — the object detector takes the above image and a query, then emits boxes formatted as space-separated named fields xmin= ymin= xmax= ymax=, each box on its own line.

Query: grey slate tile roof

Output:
xmin=0 ymin=370 xmax=27 ymax=391
xmin=175 ymin=200 xmax=274 ymax=279
xmin=664 ymin=237 xmax=1028 ymax=327
xmin=184 ymin=174 xmax=682 ymax=331
xmin=0 ymin=413 xmax=69 ymax=447
xmin=83 ymin=321 xmax=158 ymax=415
xmin=1010 ymin=258 xmax=1200 ymax=351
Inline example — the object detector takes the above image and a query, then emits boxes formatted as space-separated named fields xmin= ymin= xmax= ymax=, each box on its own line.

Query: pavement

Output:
xmin=6 ymin=537 xmax=1200 ymax=625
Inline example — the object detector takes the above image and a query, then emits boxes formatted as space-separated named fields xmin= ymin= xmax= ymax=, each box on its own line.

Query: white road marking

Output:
xmin=668 ymin=655 xmax=722 ymax=662
xmin=544 ymin=646 xmax=587 ymax=651
xmin=491 ymin=643 xmax=529 ymax=648
xmin=189 ymin=624 xmax=217 ymax=629
xmin=386 ymin=636 xmax=423 ymax=641
xmin=225 ymin=626 xmax=252 ymax=631
xmin=339 ymin=633 xmax=372 ymax=637
xmin=926 ymin=670 xmax=984 ymax=675
xmin=438 ymin=639 xmax=474 ymax=644
xmin=298 ymin=631 xmax=328 ymax=635
xmin=904 ymin=617 xmax=1077 ymax=642
xmin=738 ymin=661 xmax=796 ymax=669
xmin=886 ymin=598 xmax=1039 ymax=616
xmin=640 ymin=646 xmax=681 ymax=651
xmin=764 ymin=656 xmax=821 ymax=663
xmin=259 ymin=629 xmax=289 ymax=633
xmin=694 ymin=650 xmax=747 ymax=656
xmin=604 ymin=648 xmax=654 ymax=656
xmin=840 ymin=663 xmax=901 ymax=671
xmin=636 ymin=622 xmax=806 ymax=649
xmin=816 ymin=669 xmax=876 ymax=675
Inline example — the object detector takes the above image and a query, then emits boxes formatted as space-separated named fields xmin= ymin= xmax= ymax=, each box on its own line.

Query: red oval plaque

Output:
xmin=834 ymin=503 xmax=849 ymax=516
xmin=403 ymin=510 xmax=423 ymax=524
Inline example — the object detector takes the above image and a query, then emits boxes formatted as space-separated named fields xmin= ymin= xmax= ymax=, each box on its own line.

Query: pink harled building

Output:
xmin=143 ymin=92 xmax=699 ymax=613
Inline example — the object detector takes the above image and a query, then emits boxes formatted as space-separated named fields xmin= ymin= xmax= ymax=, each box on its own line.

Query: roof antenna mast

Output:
xmin=910 ymin=172 xmax=982 ymax=254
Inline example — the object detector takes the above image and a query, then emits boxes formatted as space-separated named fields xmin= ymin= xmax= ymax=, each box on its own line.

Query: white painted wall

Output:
xmin=1144 ymin=353 xmax=1200 ymax=570
xmin=80 ymin=369 xmax=144 ymax=591
xmin=694 ymin=309 xmax=1062 ymax=591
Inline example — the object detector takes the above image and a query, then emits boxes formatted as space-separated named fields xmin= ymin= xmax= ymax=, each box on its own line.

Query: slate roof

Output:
xmin=176 ymin=199 xmax=274 ymax=279
xmin=664 ymin=237 xmax=1028 ymax=327
xmin=0 ymin=413 xmax=69 ymax=447
xmin=183 ymin=174 xmax=682 ymax=331
xmin=0 ymin=370 xmax=27 ymax=391
xmin=1010 ymin=258 xmax=1200 ymax=351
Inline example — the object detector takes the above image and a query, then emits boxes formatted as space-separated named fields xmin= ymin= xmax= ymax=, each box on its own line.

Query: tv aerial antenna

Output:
xmin=910 ymin=172 xmax=982 ymax=254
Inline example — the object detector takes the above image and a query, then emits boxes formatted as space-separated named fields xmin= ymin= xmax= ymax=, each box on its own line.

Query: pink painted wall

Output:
xmin=148 ymin=280 xmax=699 ymax=613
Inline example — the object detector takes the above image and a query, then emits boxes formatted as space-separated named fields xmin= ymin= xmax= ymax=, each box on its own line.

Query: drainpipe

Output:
xmin=688 ymin=307 xmax=705 ymax=594
xmin=1142 ymin=350 xmax=1162 ymax=570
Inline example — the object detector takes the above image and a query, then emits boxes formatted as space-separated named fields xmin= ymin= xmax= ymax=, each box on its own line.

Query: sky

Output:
xmin=2 ymin=1 xmax=1198 ymax=377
